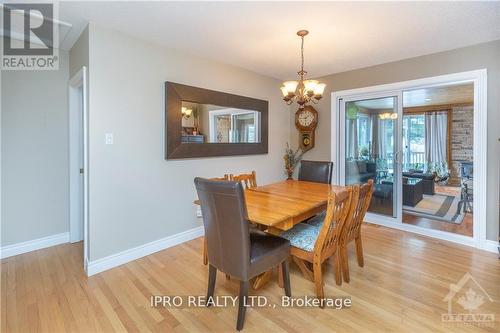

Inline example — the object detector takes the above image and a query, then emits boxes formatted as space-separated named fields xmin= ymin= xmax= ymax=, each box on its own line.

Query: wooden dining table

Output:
xmin=245 ymin=180 xmax=346 ymax=234
xmin=195 ymin=179 xmax=348 ymax=289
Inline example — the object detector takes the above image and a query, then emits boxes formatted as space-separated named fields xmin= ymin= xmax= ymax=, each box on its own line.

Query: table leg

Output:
xmin=252 ymin=227 xmax=283 ymax=289
xmin=252 ymin=270 xmax=272 ymax=289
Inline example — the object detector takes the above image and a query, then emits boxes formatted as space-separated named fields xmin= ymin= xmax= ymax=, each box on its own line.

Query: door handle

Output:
xmin=394 ymin=151 xmax=402 ymax=165
xmin=80 ymin=168 xmax=84 ymax=174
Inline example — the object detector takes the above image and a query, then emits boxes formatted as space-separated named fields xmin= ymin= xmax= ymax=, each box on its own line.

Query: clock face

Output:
xmin=298 ymin=110 xmax=315 ymax=127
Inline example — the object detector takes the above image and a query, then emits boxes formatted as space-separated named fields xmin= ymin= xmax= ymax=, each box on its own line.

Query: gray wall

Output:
xmin=1 ymin=51 xmax=70 ymax=246
xmin=87 ymin=24 xmax=290 ymax=261
xmin=297 ymin=40 xmax=500 ymax=241
xmin=69 ymin=25 xmax=89 ymax=77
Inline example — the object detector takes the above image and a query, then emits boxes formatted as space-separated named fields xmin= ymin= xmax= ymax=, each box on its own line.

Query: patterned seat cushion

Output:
xmin=306 ymin=211 xmax=326 ymax=228
xmin=280 ymin=223 xmax=320 ymax=252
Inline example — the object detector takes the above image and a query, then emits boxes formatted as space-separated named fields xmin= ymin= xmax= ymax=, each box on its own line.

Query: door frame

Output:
xmin=68 ymin=66 xmax=89 ymax=271
xmin=331 ymin=69 xmax=488 ymax=250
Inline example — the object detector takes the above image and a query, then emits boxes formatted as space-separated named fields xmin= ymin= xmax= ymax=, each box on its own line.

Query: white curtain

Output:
xmin=346 ymin=119 xmax=358 ymax=159
xmin=377 ymin=118 xmax=388 ymax=159
xmin=425 ymin=111 xmax=448 ymax=166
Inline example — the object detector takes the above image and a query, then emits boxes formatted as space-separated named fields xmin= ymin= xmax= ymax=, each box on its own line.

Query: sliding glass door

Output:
xmin=336 ymin=76 xmax=481 ymax=242
xmin=340 ymin=93 xmax=402 ymax=221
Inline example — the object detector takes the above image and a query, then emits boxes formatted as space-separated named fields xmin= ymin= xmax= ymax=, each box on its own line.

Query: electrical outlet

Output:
xmin=105 ymin=133 xmax=114 ymax=145
xmin=196 ymin=207 xmax=203 ymax=218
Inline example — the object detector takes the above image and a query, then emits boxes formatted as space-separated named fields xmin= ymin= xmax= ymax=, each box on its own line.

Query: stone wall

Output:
xmin=449 ymin=105 xmax=474 ymax=186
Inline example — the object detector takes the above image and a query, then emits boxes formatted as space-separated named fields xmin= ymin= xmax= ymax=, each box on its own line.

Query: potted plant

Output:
xmin=283 ymin=143 xmax=304 ymax=180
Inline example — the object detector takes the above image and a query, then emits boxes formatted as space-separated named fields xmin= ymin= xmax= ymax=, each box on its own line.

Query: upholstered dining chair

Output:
xmin=298 ymin=160 xmax=334 ymax=184
xmin=230 ymin=171 xmax=257 ymax=189
xmin=202 ymin=175 xmax=230 ymax=266
xmin=280 ymin=188 xmax=352 ymax=301
xmin=339 ymin=179 xmax=374 ymax=283
xmin=194 ymin=178 xmax=291 ymax=331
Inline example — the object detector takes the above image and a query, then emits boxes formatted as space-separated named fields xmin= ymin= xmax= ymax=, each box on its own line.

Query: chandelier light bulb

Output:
xmin=313 ymin=83 xmax=326 ymax=96
xmin=304 ymin=80 xmax=319 ymax=94
xmin=283 ymin=81 xmax=299 ymax=95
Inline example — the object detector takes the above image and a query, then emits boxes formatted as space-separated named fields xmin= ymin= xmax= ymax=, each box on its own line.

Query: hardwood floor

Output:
xmin=2 ymin=224 xmax=499 ymax=332
xmin=403 ymin=185 xmax=473 ymax=237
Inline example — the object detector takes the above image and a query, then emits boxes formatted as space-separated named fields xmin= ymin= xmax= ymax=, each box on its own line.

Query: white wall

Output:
xmin=296 ymin=40 xmax=500 ymax=241
xmin=1 ymin=51 xmax=70 ymax=246
xmin=87 ymin=24 xmax=290 ymax=261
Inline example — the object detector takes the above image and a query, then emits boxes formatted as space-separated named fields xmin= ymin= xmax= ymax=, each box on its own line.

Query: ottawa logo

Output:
xmin=442 ymin=272 xmax=495 ymax=327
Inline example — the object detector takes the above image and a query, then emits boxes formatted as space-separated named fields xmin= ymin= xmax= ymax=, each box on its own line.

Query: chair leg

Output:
xmin=333 ymin=252 xmax=342 ymax=286
xmin=206 ymin=264 xmax=217 ymax=305
xmin=340 ymin=246 xmax=350 ymax=283
xmin=236 ymin=280 xmax=249 ymax=331
xmin=313 ymin=261 xmax=324 ymax=305
xmin=278 ymin=264 xmax=284 ymax=288
xmin=203 ymin=239 xmax=208 ymax=265
xmin=355 ymin=236 xmax=364 ymax=267
xmin=281 ymin=260 xmax=291 ymax=297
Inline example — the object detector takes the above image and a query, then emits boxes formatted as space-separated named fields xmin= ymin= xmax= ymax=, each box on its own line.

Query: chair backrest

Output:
xmin=194 ymin=178 xmax=251 ymax=279
xmin=230 ymin=171 xmax=257 ymax=189
xmin=342 ymin=179 xmax=374 ymax=244
xmin=314 ymin=187 xmax=353 ymax=262
xmin=298 ymin=160 xmax=333 ymax=184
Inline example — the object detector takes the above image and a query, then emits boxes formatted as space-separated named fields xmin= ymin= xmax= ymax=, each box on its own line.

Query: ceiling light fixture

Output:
xmin=379 ymin=112 xmax=398 ymax=120
xmin=280 ymin=30 xmax=326 ymax=108
xmin=181 ymin=106 xmax=193 ymax=119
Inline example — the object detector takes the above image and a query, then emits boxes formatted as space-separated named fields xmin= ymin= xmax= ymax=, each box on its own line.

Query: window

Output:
xmin=357 ymin=114 xmax=371 ymax=158
xmin=209 ymin=109 xmax=260 ymax=143
xmin=403 ymin=114 xmax=425 ymax=170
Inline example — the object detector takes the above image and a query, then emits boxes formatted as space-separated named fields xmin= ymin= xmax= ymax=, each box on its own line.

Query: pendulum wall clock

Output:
xmin=295 ymin=105 xmax=318 ymax=152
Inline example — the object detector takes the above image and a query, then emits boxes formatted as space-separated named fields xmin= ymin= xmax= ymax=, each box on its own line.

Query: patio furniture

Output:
xmin=402 ymin=170 xmax=435 ymax=195
xmin=345 ymin=160 xmax=377 ymax=184
xmin=382 ymin=177 xmax=423 ymax=207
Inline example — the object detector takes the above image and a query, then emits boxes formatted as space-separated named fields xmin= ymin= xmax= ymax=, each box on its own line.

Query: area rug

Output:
xmin=403 ymin=193 xmax=465 ymax=224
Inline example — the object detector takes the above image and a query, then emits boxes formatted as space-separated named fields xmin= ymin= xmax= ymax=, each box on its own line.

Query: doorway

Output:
xmin=69 ymin=67 xmax=89 ymax=271
xmin=332 ymin=70 xmax=488 ymax=251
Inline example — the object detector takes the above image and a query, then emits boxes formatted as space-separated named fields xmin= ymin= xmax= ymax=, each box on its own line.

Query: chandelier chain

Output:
xmin=301 ymin=35 xmax=304 ymax=75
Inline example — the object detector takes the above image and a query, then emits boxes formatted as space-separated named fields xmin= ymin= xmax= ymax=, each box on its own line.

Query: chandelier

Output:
xmin=280 ymin=30 xmax=326 ymax=108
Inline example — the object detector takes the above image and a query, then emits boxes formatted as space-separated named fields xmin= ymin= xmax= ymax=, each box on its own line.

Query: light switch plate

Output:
xmin=105 ymin=133 xmax=113 ymax=145
xmin=196 ymin=207 xmax=203 ymax=218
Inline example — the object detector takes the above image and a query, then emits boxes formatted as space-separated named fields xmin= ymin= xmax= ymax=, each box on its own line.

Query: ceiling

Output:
xmin=354 ymin=83 xmax=474 ymax=110
xmin=54 ymin=2 xmax=500 ymax=79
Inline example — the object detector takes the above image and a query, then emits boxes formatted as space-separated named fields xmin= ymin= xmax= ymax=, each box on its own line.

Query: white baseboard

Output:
xmin=87 ymin=226 xmax=204 ymax=277
xmin=481 ymin=240 xmax=499 ymax=254
xmin=0 ymin=232 xmax=70 ymax=259
xmin=364 ymin=215 xmax=499 ymax=255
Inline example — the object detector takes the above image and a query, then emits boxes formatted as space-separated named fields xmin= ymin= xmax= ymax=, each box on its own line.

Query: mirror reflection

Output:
xmin=181 ymin=101 xmax=261 ymax=143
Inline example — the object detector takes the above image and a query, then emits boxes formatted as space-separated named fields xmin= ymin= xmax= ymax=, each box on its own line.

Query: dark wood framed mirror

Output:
xmin=165 ymin=82 xmax=268 ymax=159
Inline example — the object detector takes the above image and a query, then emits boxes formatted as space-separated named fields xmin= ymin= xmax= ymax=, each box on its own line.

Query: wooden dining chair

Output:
xmin=230 ymin=171 xmax=257 ymax=189
xmin=202 ymin=175 xmax=229 ymax=266
xmin=280 ymin=188 xmax=353 ymax=301
xmin=339 ymin=179 xmax=374 ymax=283
xmin=194 ymin=178 xmax=291 ymax=330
